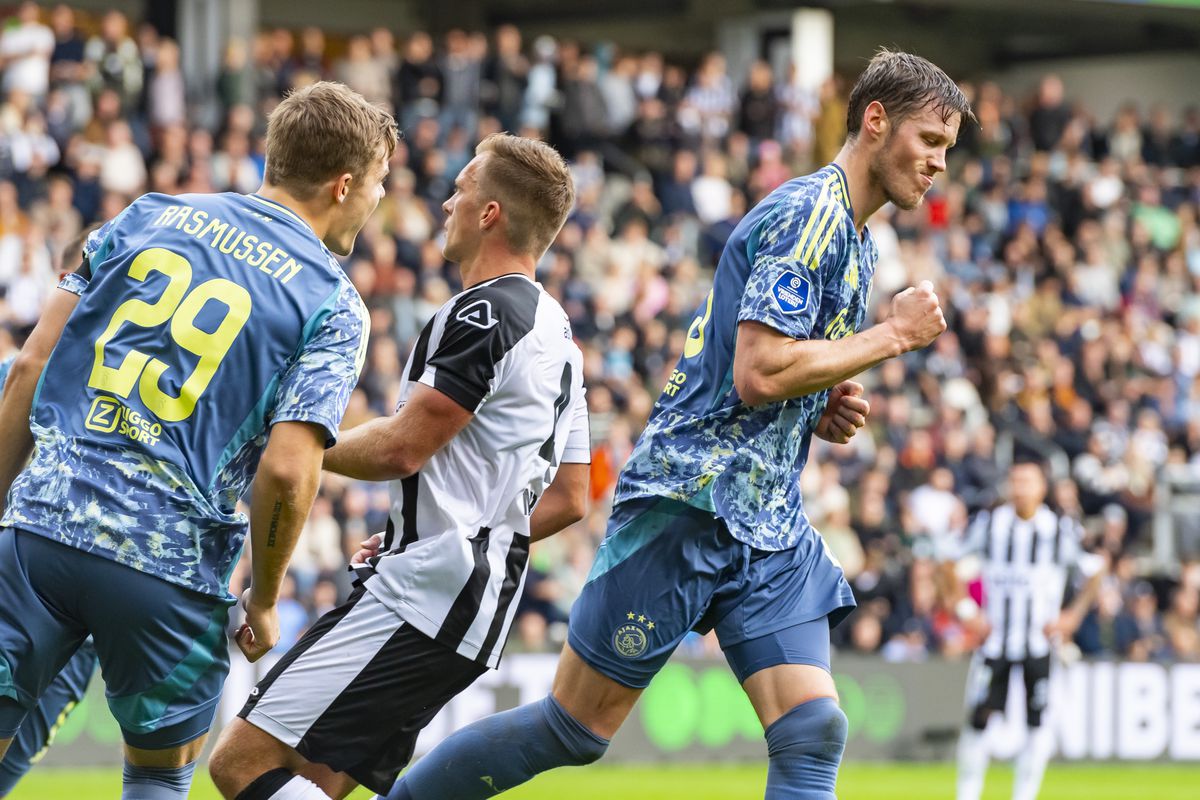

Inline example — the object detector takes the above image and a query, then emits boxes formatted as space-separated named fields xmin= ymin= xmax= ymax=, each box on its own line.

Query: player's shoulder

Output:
xmin=449 ymin=273 xmax=543 ymax=338
xmin=746 ymin=165 xmax=852 ymax=255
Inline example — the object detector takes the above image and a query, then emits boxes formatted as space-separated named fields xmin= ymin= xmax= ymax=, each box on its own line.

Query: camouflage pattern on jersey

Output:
xmin=615 ymin=165 xmax=878 ymax=551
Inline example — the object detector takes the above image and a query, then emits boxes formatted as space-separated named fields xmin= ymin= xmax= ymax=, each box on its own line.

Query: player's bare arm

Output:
xmin=0 ymin=286 xmax=81 ymax=514
xmin=322 ymin=383 xmax=473 ymax=481
xmin=238 ymin=420 xmax=327 ymax=662
xmin=734 ymin=279 xmax=945 ymax=407
xmin=1045 ymin=554 xmax=1110 ymax=641
xmin=530 ymin=462 xmax=590 ymax=543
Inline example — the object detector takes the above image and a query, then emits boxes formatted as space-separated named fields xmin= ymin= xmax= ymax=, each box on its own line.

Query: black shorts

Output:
xmin=966 ymin=653 xmax=1052 ymax=729
xmin=239 ymin=586 xmax=487 ymax=794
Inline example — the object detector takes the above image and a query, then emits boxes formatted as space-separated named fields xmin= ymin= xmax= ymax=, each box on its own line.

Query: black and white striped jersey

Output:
xmin=953 ymin=504 xmax=1092 ymax=661
xmin=360 ymin=273 xmax=588 ymax=669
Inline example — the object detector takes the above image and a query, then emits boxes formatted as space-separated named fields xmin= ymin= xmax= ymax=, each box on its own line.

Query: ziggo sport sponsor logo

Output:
xmin=85 ymin=395 xmax=163 ymax=446
xmin=638 ymin=664 xmax=905 ymax=751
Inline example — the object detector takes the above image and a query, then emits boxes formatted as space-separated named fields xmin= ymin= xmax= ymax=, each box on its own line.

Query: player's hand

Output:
xmin=815 ymin=381 xmax=870 ymax=444
xmin=887 ymin=280 xmax=946 ymax=352
xmin=350 ymin=532 xmax=385 ymax=567
xmin=236 ymin=588 xmax=279 ymax=663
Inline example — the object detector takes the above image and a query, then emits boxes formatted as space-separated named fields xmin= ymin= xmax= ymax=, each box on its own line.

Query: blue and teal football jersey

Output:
xmin=2 ymin=192 xmax=369 ymax=597
xmin=616 ymin=165 xmax=877 ymax=551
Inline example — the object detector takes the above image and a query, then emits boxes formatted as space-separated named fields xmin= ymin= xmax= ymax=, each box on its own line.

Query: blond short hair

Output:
xmin=474 ymin=133 xmax=575 ymax=258
xmin=265 ymin=81 xmax=398 ymax=200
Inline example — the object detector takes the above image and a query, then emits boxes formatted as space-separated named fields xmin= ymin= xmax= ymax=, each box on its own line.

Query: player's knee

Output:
xmin=206 ymin=733 xmax=244 ymax=792
xmin=765 ymin=697 xmax=848 ymax=767
xmin=122 ymin=760 xmax=197 ymax=799
xmin=540 ymin=695 xmax=609 ymax=766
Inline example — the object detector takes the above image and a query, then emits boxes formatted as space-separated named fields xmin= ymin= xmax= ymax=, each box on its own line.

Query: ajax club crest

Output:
xmin=613 ymin=611 xmax=655 ymax=658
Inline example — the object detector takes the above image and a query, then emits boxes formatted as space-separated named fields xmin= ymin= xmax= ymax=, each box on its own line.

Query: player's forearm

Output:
xmin=323 ymin=415 xmax=413 ymax=481
xmin=530 ymin=463 xmax=589 ymax=543
xmin=0 ymin=354 xmax=43 ymax=514
xmin=1069 ymin=570 xmax=1106 ymax=618
xmin=741 ymin=322 xmax=904 ymax=406
xmin=529 ymin=488 xmax=587 ymax=543
xmin=247 ymin=460 xmax=321 ymax=604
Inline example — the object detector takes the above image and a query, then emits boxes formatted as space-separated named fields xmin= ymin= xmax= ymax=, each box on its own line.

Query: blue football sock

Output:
xmin=388 ymin=695 xmax=608 ymax=800
xmin=764 ymin=697 xmax=848 ymax=800
xmin=121 ymin=760 xmax=197 ymax=800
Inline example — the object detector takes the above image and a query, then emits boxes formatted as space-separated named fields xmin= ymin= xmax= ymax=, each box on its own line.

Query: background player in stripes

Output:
xmin=208 ymin=133 xmax=588 ymax=800
xmin=948 ymin=461 xmax=1106 ymax=800
xmin=0 ymin=82 xmax=395 ymax=799
xmin=385 ymin=48 xmax=972 ymax=800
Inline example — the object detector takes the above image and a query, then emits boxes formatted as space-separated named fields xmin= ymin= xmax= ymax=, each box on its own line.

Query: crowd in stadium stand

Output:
xmin=4 ymin=2 xmax=1200 ymax=665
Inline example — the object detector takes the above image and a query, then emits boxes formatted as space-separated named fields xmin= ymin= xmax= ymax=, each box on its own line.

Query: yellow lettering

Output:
xmin=217 ymin=228 xmax=245 ymax=254
xmin=259 ymin=247 xmax=285 ymax=275
xmin=154 ymin=206 xmax=180 ymax=227
xmin=182 ymin=209 xmax=207 ymax=235
xmin=247 ymin=241 xmax=273 ymax=268
xmin=200 ymin=217 xmax=229 ymax=244
xmin=274 ymin=257 xmax=302 ymax=284
xmin=662 ymin=369 xmax=688 ymax=398
xmin=173 ymin=206 xmax=194 ymax=230
xmin=234 ymin=234 xmax=258 ymax=261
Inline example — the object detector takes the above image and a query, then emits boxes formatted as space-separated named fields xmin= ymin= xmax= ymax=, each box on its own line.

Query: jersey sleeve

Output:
xmin=82 ymin=199 xmax=141 ymax=275
xmin=420 ymin=285 xmax=538 ymax=413
xmin=57 ymin=271 xmax=89 ymax=297
xmin=560 ymin=386 xmax=591 ymax=465
xmin=271 ymin=281 xmax=370 ymax=446
xmin=738 ymin=186 xmax=847 ymax=341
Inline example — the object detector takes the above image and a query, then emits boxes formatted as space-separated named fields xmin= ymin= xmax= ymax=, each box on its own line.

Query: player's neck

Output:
xmin=1015 ymin=503 xmax=1041 ymax=521
xmin=458 ymin=241 xmax=536 ymax=289
xmin=832 ymin=145 xmax=882 ymax=236
xmin=254 ymin=184 xmax=332 ymax=241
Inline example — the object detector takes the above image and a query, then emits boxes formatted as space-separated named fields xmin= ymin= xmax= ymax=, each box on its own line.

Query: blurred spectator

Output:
xmin=84 ymin=11 xmax=142 ymax=111
xmin=1029 ymin=74 xmax=1070 ymax=152
xmin=738 ymin=60 xmax=778 ymax=143
xmin=483 ymin=24 xmax=528 ymax=132
xmin=336 ymin=34 xmax=390 ymax=108
xmin=1 ymin=2 xmax=54 ymax=101
xmin=147 ymin=38 xmax=185 ymax=129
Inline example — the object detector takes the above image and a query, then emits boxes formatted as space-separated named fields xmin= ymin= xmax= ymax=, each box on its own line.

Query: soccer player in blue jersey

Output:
xmin=385 ymin=49 xmax=973 ymax=800
xmin=0 ymin=81 xmax=396 ymax=799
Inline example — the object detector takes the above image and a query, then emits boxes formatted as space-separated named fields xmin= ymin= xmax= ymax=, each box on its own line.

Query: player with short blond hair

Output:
xmin=0 ymin=81 xmax=395 ymax=799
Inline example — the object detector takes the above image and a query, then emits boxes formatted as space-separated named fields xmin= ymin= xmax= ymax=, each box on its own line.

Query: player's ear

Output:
xmin=333 ymin=173 xmax=353 ymax=204
xmin=480 ymin=200 xmax=501 ymax=230
xmin=863 ymin=100 xmax=889 ymax=141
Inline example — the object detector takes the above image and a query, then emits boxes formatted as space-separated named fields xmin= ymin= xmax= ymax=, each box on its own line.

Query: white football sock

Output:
xmin=1012 ymin=724 xmax=1053 ymax=800
xmin=268 ymin=775 xmax=332 ymax=800
xmin=956 ymin=726 xmax=989 ymax=800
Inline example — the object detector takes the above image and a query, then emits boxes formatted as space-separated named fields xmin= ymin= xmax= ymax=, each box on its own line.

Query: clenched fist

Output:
xmin=887 ymin=280 xmax=947 ymax=352
xmin=816 ymin=381 xmax=870 ymax=444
